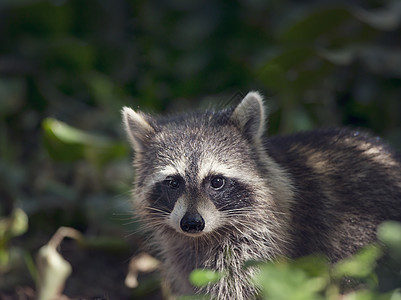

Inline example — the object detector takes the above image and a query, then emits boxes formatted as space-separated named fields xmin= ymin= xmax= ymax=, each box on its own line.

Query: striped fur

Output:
xmin=122 ymin=92 xmax=401 ymax=299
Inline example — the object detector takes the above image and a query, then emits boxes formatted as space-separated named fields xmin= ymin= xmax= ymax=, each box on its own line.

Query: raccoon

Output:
xmin=122 ymin=92 xmax=401 ymax=299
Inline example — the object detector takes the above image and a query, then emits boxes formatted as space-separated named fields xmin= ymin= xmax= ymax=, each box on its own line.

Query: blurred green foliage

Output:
xmin=189 ymin=221 xmax=401 ymax=300
xmin=189 ymin=269 xmax=224 ymax=288
xmin=42 ymin=117 xmax=128 ymax=166
xmin=0 ymin=208 xmax=28 ymax=272
xmin=1 ymin=0 xmax=401 ymax=298
xmin=254 ymin=221 xmax=401 ymax=300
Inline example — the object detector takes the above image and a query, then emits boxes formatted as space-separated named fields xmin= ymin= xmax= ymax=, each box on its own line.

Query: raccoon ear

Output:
xmin=122 ymin=107 xmax=155 ymax=152
xmin=230 ymin=91 xmax=266 ymax=141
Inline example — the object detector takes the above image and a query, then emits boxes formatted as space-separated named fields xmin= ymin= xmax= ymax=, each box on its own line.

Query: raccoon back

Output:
xmin=266 ymin=128 xmax=401 ymax=261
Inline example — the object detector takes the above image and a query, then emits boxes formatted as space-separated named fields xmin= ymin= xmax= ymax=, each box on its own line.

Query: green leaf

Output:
xmin=254 ymin=259 xmax=326 ymax=300
xmin=342 ymin=289 xmax=376 ymax=300
xmin=42 ymin=118 xmax=128 ymax=166
xmin=0 ymin=208 xmax=28 ymax=242
xmin=292 ymin=255 xmax=329 ymax=278
xmin=189 ymin=269 xmax=223 ymax=287
xmin=377 ymin=221 xmax=401 ymax=261
xmin=333 ymin=245 xmax=382 ymax=279
xmin=378 ymin=221 xmax=401 ymax=250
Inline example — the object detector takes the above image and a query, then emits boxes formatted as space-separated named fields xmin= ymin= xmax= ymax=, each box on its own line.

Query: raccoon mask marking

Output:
xmin=122 ymin=92 xmax=289 ymax=238
xmin=122 ymin=91 xmax=401 ymax=299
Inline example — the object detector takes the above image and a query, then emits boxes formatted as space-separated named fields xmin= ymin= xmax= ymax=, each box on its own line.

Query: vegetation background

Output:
xmin=1 ymin=0 xmax=401 ymax=299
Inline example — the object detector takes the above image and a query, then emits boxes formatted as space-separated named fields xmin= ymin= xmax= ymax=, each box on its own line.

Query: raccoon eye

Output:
xmin=164 ymin=177 xmax=180 ymax=189
xmin=210 ymin=176 xmax=225 ymax=190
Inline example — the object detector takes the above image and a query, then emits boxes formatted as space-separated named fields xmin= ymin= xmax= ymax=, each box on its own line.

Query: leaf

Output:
xmin=332 ymin=244 xmax=382 ymax=279
xmin=125 ymin=253 xmax=160 ymax=288
xmin=42 ymin=117 xmax=128 ymax=166
xmin=342 ymin=289 xmax=376 ymax=300
xmin=254 ymin=260 xmax=326 ymax=300
xmin=36 ymin=244 xmax=72 ymax=300
xmin=189 ymin=269 xmax=224 ymax=287
xmin=36 ymin=227 xmax=82 ymax=300
xmin=0 ymin=209 xmax=28 ymax=273
xmin=377 ymin=221 xmax=401 ymax=261
xmin=0 ymin=208 xmax=28 ymax=242
xmin=292 ymin=254 xmax=329 ymax=278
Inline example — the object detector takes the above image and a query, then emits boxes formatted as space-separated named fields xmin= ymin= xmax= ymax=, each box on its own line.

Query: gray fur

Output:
xmin=122 ymin=92 xmax=401 ymax=299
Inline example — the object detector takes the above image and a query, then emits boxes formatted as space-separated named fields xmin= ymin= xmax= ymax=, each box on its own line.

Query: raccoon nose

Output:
xmin=180 ymin=212 xmax=205 ymax=233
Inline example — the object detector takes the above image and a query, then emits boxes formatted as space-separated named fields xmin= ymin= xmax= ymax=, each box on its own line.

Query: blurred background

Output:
xmin=1 ymin=0 xmax=401 ymax=299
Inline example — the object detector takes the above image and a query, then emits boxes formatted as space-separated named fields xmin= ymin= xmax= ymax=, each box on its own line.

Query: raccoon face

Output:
xmin=122 ymin=92 xmax=268 ymax=237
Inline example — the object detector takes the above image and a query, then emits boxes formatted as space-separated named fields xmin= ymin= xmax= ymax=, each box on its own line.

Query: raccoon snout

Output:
xmin=180 ymin=212 xmax=205 ymax=233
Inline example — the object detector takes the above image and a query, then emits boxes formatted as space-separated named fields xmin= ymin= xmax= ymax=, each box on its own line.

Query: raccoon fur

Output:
xmin=122 ymin=92 xmax=401 ymax=299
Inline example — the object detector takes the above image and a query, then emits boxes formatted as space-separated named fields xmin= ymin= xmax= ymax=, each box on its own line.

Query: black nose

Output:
xmin=180 ymin=212 xmax=205 ymax=233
